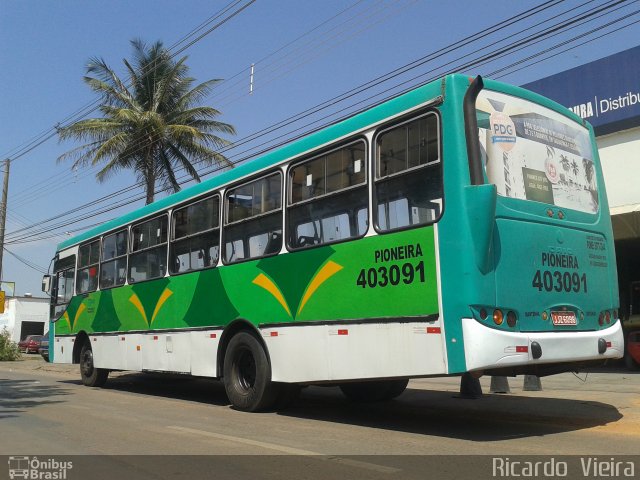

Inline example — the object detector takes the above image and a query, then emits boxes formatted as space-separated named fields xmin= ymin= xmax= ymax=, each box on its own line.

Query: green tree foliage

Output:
xmin=58 ymin=39 xmax=235 ymax=204
xmin=0 ymin=328 xmax=21 ymax=361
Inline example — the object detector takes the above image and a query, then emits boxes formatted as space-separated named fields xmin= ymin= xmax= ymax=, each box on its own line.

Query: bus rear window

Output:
xmin=477 ymin=90 xmax=598 ymax=214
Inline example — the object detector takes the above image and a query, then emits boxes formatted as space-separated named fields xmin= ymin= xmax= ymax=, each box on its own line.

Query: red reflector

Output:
xmin=338 ymin=329 xmax=348 ymax=336
xmin=426 ymin=327 xmax=441 ymax=334
xmin=270 ymin=331 xmax=278 ymax=337
xmin=516 ymin=346 xmax=528 ymax=353
xmin=153 ymin=335 xmax=158 ymax=340
xmin=606 ymin=341 xmax=612 ymax=347
xmin=210 ymin=333 xmax=217 ymax=339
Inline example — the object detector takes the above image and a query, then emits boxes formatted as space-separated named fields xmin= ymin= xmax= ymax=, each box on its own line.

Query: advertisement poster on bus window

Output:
xmin=476 ymin=90 xmax=599 ymax=214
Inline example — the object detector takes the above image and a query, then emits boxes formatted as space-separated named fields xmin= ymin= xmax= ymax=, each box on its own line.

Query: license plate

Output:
xmin=551 ymin=311 xmax=577 ymax=326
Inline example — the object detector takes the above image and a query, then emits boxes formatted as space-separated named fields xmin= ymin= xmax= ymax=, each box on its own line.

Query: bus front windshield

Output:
xmin=477 ymin=90 xmax=598 ymax=214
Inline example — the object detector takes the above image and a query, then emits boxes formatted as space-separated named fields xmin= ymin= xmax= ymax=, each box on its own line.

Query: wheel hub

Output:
xmin=236 ymin=348 xmax=256 ymax=390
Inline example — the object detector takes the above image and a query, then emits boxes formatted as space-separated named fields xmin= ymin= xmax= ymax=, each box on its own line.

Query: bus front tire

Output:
xmin=79 ymin=342 xmax=109 ymax=387
xmin=223 ymin=331 xmax=279 ymax=412
xmin=339 ymin=379 xmax=409 ymax=402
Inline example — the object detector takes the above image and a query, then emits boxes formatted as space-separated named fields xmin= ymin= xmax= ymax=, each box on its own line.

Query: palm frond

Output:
xmin=59 ymin=38 xmax=235 ymax=204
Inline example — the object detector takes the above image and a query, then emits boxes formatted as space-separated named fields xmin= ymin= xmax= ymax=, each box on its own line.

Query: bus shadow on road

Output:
xmin=61 ymin=372 xmax=231 ymax=406
xmin=279 ymin=386 xmax=623 ymax=441
xmin=60 ymin=372 xmax=624 ymax=442
xmin=0 ymin=378 xmax=71 ymax=420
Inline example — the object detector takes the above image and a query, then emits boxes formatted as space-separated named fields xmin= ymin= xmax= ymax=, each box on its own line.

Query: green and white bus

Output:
xmin=43 ymin=74 xmax=623 ymax=411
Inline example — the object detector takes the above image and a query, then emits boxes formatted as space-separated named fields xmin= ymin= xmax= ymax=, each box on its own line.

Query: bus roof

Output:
xmin=57 ymin=76 xmax=447 ymax=251
xmin=55 ymin=73 xmax=588 ymax=252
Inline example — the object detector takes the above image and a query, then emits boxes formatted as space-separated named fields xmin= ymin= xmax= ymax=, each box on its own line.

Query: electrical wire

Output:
xmin=3 ymin=248 xmax=48 ymax=274
xmin=0 ymin=0 xmax=258 ymax=163
xmin=6 ymin=0 xmax=638 ymax=244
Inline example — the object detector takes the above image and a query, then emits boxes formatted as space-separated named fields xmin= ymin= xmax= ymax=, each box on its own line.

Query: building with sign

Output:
xmin=523 ymin=46 xmax=640 ymax=347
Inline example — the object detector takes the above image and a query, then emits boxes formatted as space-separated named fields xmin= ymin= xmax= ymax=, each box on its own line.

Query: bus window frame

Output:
xmin=99 ymin=228 xmax=129 ymax=290
xmin=53 ymin=255 xmax=76 ymax=307
xmin=76 ymin=239 xmax=101 ymax=295
xmin=169 ymin=193 xmax=221 ymax=275
xmin=222 ymin=170 xmax=283 ymax=265
xmin=372 ymin=109 xmax=444 ymax=235
xmin=128 ymin=213 xmax=169 ymax=284
xmin=285 ymin=137 xmax=369 ymax=252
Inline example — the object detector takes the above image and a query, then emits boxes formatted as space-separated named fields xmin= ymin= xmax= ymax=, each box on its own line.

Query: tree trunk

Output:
xmin=145 ymin=148 xmax=155 ymax=205
xmin=145 ymin=169 xmax=155 ymax=205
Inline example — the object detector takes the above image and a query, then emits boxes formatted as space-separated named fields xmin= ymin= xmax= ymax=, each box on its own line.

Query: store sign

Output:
xmin=522 ymin=46 xmax=640 ymax=135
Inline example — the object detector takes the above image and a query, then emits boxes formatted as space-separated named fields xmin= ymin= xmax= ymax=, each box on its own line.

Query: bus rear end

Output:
xmin=453 ymin=76 xmax=623 ymax=376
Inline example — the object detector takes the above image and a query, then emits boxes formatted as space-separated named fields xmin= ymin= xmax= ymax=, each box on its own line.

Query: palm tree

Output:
xmin=559 ymin=154 xmax=570 ymax=176
xmin=58 ymin=39 xmax=235 ymax=204
xmin=571 ymin=159 xmax=579 ymax=182
xmin=583 ymin=158 xmax=595 ymax=189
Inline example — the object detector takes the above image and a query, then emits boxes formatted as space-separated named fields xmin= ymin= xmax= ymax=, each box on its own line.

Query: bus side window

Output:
xmin=287 ymin=141 xmax=368 ymax=249
xmin=170 ymin=195 xmax=220 ymax=274
xmin=100 ymin=229 xmax=128 ymax=288
xmin=77 ymin=239 xmax=100 ymax=294
xmin=129 ymin=215 xmax=168 ymax=283
xmin=375 ymin=113 xmax=442 ymax=232
xmin=223 ymin=172 xmax=282 ymax=264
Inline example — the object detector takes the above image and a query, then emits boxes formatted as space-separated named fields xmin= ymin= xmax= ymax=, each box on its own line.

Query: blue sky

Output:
xmin=1 ymin=0 xmax=639 ymax=295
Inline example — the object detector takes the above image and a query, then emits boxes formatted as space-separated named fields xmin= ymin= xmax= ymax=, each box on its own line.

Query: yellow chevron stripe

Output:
xmin=129 ymin=293 xmax=148 ymax=326
xmin=72 ymin=303 xmax=86 ymax=331
xmin=62 ymin=311 xmax=71 ymax=331
xmin=298 ymin=261 xmax=343 ymax=315
xmin=151 ymin=288 xmax=173 ymax=325
xmin=253 ymin=273 xmax=291 ymax=317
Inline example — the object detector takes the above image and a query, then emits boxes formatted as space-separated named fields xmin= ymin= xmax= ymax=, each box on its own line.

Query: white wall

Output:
xmin=597 ymin=126 xmax=640 ymax=209
xmin=0 ymin=297 xmax=49 ymax=342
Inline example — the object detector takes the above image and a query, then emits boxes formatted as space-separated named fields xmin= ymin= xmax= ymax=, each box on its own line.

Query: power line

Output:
xmin=0 ymin=0 xmax=258 ymax=163
xmin=3 ymin=248 xmax=47 ymax=274
xmin=6 ymin=0 xmax=373 ymax=206
xmin=7 ymin=0 xmax=638 ymax=244
xmin=4 ymin=0 xmax=619 ymax=241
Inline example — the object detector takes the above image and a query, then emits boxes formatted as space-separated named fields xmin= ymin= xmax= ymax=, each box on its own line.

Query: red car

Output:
xmin=18 ymin=335 xmax=46 ymax=354
xmin=626 ymin=331 xmax=640 ymax=370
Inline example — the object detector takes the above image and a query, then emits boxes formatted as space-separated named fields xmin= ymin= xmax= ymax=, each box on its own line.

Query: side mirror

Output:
xmin=42 ymin=275 xmax=52 ymax=294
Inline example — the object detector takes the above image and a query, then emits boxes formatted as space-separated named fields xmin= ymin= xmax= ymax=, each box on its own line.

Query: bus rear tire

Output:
xmin=339 ymin=379 xmax=409 ymax=402
xmin=79 ymin=341 xmax=109 ymax=387
xmin=223 ymin=331 xmax=279 ymax=412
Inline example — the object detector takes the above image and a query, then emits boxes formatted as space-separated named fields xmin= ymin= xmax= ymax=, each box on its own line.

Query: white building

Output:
xmin=0 ymin=295 xmax=49 ymax=342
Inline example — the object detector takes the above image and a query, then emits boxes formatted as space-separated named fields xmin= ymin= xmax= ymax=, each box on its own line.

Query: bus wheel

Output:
xmin=223 ymin=331 xmax=279 ymax=412
xmin=339 ymin=379 xmax=409 ymax=402
xmin=79 ymin=341 xmax=109 ymax=387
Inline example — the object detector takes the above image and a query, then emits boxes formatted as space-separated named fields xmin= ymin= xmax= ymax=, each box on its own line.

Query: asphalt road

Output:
xmin=1 ymin=357 xmax=639 ymax=479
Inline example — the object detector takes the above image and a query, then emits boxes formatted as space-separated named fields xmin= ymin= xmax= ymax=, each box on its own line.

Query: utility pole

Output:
xmin=0 ymin=158 xmax=10 ymax=281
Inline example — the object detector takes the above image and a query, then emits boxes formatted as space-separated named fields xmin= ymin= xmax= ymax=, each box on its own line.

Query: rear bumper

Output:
xmin=462 ymin=318 xmax=623 ymax=372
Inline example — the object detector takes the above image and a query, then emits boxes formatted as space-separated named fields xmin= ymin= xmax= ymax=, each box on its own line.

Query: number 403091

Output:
xmin=531 ymin=269 xmax=587 ymax=293
xmin=357 ymin=261 xmax=425 ymax=288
